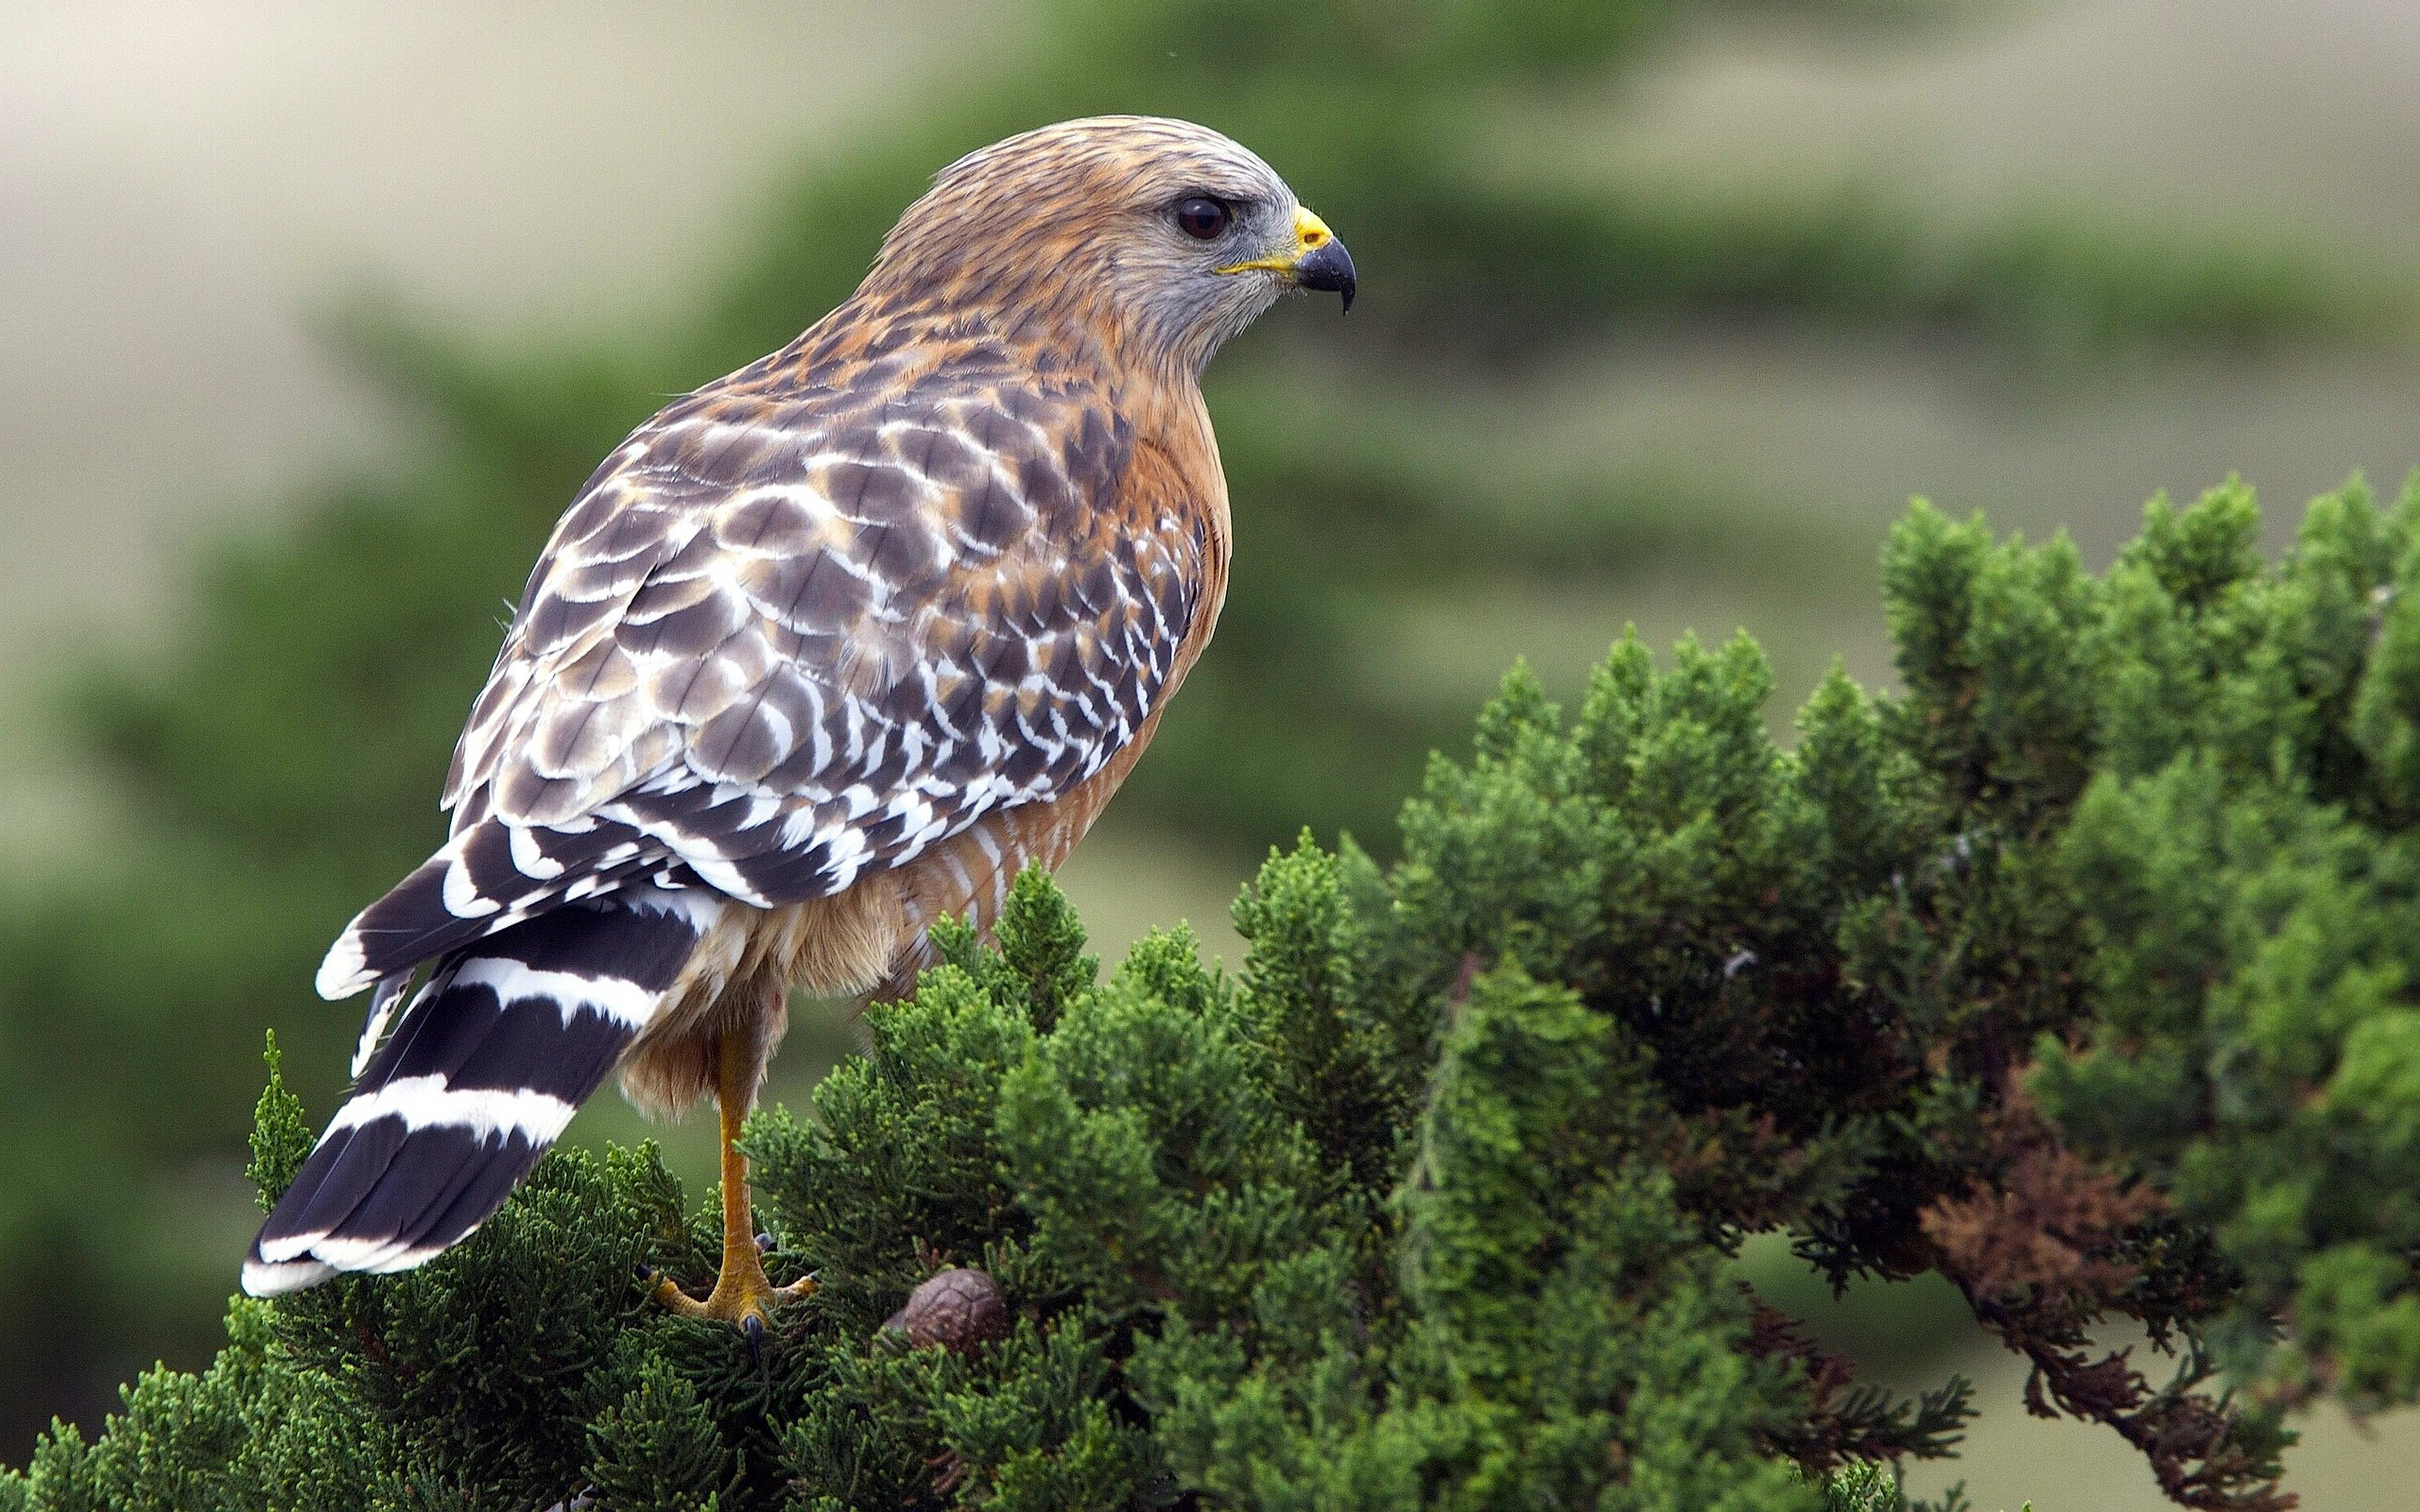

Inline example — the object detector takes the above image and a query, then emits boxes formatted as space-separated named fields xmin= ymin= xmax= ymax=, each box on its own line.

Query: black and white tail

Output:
xmin=242 ymin=885 xmax=717 ymax=1295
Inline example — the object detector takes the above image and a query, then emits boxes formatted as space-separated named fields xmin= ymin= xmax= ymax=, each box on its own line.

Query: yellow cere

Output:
xmin=1217 ymin=205 xmax=1336 ymax=276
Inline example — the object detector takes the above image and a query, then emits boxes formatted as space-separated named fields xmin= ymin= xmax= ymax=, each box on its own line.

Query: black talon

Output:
xmin=755 ymin=1230 xmax=776 ymax=1253
xmin=742 ymin=1313 xmax=766 ymax=1365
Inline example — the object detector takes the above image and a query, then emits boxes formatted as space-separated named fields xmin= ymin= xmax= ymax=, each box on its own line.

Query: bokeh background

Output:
xmin=5 ymin=0 xmax=2418 ymax=1503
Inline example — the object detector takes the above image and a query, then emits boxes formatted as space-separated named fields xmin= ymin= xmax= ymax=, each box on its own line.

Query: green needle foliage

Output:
xmin=13 ymin=480 xmax=2420 ymax=1509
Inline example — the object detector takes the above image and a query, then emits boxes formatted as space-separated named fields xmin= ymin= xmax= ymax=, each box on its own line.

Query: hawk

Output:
xmin=242 ymin=116 xmax=1354 ymax=1332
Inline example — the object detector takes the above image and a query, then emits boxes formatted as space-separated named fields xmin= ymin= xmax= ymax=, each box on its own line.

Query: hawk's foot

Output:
xmin=649 ymin=1235 xmax=817 ymax=1332
xmin=655 ymin=1028 xmax=818 ymax=1339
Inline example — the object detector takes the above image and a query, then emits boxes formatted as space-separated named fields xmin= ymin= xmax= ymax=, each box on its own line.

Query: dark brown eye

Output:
xmin=1175 ymin=197 xmax=1232 ymax=240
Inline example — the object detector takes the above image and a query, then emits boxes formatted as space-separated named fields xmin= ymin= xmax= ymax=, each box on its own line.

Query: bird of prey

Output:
xmin=242 ymin=116 xmax=1356 ymax=1332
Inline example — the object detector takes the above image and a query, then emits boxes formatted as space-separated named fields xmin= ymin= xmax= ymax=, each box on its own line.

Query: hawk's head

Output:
xmin=868 ymin=115 xmax=1355 ymax=376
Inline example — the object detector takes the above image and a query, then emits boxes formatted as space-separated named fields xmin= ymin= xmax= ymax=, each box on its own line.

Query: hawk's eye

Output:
xmin=1175 ymin=197 xmax=1232 ymax=240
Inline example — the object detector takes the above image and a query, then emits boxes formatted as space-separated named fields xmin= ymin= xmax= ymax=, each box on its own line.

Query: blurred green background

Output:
xmin=4 ymin=0 xmax=2418 ymax=1503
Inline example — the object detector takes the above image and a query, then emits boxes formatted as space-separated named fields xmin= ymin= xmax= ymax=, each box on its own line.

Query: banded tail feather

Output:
xmin=244 ymin=884 xmax=718 ymax=1296
xmin=316 ymin=816 xmax=667 ymax=1000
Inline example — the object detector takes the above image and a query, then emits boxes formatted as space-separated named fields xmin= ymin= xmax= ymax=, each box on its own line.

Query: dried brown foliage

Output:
xmin=1921 ymin=1091 xmax=2290 ymax=1511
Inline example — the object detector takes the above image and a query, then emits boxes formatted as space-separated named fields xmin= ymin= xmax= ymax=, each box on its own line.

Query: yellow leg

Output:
xmin=651 ymin=1029 xmax=816 ymax=1333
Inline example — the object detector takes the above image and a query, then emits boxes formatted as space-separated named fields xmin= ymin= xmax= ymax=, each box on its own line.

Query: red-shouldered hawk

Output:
xmin=243 ymin=116 xmax=1355 ymax=1331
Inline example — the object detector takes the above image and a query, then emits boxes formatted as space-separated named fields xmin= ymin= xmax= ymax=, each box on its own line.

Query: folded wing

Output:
xmin=320 ymin=366 xmax=1202 ymax=999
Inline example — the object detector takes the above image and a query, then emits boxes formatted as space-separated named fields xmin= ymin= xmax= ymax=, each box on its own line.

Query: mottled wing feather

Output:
xmin=324 ymin=366 xmax=1191 ymax=994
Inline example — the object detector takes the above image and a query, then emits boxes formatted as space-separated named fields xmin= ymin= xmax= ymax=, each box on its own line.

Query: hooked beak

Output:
xmin=1219 ymin=206 xmax=1357 ymax=313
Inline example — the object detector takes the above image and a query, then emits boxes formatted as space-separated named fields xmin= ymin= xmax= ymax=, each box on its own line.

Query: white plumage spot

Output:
xmin=306 ymin=1232 xmax=458 ymax=1275
xmin=257 ymin=1227 xmax=470 ymax=1282
xmin=682 ymin=850 xmax=781 ymax=906
xmin=447 ymin=957 xmax=662 ymax=1030
xmin=621 ymin=884 xmax=722 ymax=929
xmin=317 ymin=935 xmax=372 ymax=1001
xmin=349 ymin=972 xmax=419 ymax=1078
xmin=439 ymin=852 xmax=505 ymax=919
xmin=318 ymin=1076 xmax=578 ymax=1147
xmin=507 ymin=824 xmax=568 ymax=881
xmin=240 ymin=1254 xmax=337 ymax=1296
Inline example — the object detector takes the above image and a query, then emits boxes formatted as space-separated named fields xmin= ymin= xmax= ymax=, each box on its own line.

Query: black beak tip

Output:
xmin=1296 ymin=240 xmax=1357 ymax=314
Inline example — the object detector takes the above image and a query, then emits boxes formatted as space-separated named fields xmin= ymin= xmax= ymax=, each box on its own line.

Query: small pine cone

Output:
xmin=882 ymin=1266 xmax=1007 ymax=1351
